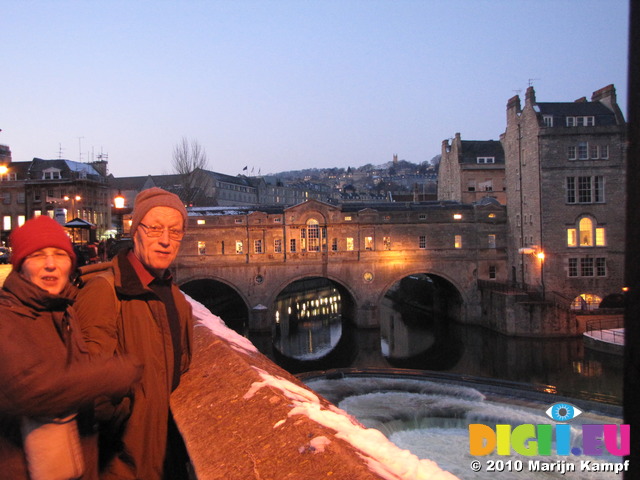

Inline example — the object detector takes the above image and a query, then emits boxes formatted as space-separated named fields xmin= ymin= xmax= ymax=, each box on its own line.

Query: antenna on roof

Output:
xmin=77 ymin=136 xmax=84 ymax=162
xmin=57 ymin=143 xmax=64 ymax=159
xmin=528 ymin=78 xmax=540 ymax=87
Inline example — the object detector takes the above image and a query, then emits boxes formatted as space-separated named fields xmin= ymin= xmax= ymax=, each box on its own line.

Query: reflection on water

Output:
xmin=263 ymin=276 xmax=622 ymax=404
xmin=272 ymin=278 xmax=342 ymax=360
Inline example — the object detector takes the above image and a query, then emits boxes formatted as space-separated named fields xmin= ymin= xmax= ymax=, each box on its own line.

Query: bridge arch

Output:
xmin=375 ymin=270 xmax=466 ymax=370
xmin=267 ymin=274 xmax=360 ymax=373
xmin=179 ymin=276 xmax=251 ymax=334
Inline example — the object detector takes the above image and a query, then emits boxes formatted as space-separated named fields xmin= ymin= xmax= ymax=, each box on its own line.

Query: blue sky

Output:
xmin=1 ymin=0 xmax=629 ymax=178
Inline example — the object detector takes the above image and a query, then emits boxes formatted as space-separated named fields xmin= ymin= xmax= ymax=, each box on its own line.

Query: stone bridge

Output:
xmin=173 ymin=199 xmax=507 ymax=332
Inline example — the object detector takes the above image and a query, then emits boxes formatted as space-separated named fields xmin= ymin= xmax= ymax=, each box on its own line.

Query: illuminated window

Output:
xmin=454 ymin=235 xmax=462 ymax=249
xmin=568 ymin=217 xmax=605 ymax=247
xmin=364 ymin=236 xmax=374 ymax=251
xmin=579 ymin=218 xmax=593 ymax=246
xmin=307 ymin=219 xmax=320 ymax=252
xmin=453 ymin=213 xmax=462 ymax=220
xmin=197 ymin=219 xmax=205 ymax=225
xmin=344 ymin=216 xmax=352 ymax=221
xmin=17 ymin=215 xmax=25 ymax=227
xmin=197 ymin=241 xmax=206 ymax=255
xmin=571 ymin=293 xmax=602 ymax=311
xmin=383 ymin=236 xmax=391 ymax=250
xmin=346 ymin=237 xmax=354 ymax=251
xmin=235 ymin=240 xmax=244 ymax=254
xmin=3 ymin=216 xmax=11 ymax=231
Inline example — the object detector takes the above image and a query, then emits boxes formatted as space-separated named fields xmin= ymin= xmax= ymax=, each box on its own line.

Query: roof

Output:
xmin=460 ymin=140 xmax=505 ymax=164
xmin=536 ymin=102 xmax=618 ymax=126
xmin=29 ymin=158 xmax=102 ymax=177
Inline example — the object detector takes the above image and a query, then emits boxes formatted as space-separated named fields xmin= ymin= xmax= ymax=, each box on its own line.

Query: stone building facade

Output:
xmin=0 ymin=157 xmax=111 ymax=242
xmin=176 ymin=199 xmax=508 ymax=330
xmin=501 ymin=84 xmax=626 ymax=309
xmin=438 ymin=133 xmax=506 ymax=205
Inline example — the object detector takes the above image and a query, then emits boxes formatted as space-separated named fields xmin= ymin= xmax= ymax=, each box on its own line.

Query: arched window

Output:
xmin=307 ymin=219 xmax=320 ymax=252
xmin=570 ymin=293 xmax=602 ymax=311
xmin=567 ymin=216 xmax=606 ymax=247
xmin=579 ymin=217 xmax=593 ymax=246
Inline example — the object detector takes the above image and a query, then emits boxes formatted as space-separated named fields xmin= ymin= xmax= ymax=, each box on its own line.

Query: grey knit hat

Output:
xmin=130 ymin=188 xmax=188 ymax=236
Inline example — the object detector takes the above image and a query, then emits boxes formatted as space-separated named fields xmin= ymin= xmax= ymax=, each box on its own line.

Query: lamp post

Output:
xmin=536 ymin=250 xmax=546 ymax=300
xmin=113 ymin=191 xmax=125 ymax=237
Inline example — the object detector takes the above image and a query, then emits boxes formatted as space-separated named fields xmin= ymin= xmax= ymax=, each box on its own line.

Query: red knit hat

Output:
xmin=9 ymin=215 xmax=76 ymax=270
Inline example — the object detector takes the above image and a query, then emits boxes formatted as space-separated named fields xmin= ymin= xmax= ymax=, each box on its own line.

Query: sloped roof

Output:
xmin=460 ymin=140 xmax=505 ymax=164
xmin=536 ymin=102 xmax=618 ymax=126
xmin=29 ymin=158 xmax=102 ymax=177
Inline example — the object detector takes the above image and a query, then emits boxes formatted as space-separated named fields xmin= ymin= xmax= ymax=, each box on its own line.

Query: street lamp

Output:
xmin=113 ymin=191 xmax=126 ymax=236
xmin=63 ymin=194 xmax=82 ymax=222
xmin=536 ymin=250 xmax=546 ymax=300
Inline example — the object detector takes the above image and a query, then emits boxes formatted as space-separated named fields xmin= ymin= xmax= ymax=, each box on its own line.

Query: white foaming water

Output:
xmin=304 ymin=376 xmax=624 ymax=479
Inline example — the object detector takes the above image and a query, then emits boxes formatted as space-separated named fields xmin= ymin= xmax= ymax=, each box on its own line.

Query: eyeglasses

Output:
xmin=25 ymin=251 xmax=71 ymax=263
xmin=138 ymin=222 xmax=184 ymax=241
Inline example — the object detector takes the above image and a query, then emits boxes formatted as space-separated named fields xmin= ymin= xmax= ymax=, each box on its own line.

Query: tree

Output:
xmin=172 ymin=137 xmax=209 ymax=205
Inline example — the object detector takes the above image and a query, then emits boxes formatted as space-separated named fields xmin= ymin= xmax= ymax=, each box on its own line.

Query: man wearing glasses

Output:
xmin=75 ymin=188 xmax=193 ymax=480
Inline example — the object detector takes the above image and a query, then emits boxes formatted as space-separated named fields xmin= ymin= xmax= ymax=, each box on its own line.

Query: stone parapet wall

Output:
xmin=171 ymin=297 xmax=458 ymax=479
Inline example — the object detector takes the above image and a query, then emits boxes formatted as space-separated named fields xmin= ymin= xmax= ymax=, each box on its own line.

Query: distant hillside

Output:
xmin=267 ymin=155 xmax=440 ymax=180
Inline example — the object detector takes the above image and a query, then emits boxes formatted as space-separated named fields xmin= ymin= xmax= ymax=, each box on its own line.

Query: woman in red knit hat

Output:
xmin=0 ymin=215 xmax=143 ymax=480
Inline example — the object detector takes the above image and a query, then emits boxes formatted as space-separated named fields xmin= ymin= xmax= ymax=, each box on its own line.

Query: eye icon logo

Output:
xmin=545 ymin=402 xmax=583 ymax=422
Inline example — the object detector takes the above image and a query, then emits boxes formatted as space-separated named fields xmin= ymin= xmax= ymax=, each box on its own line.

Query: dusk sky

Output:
xmin=2 ymin=1 xmax=629 ymax=178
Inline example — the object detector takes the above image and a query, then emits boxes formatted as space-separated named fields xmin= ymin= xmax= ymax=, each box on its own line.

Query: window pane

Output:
xmin=198 ymin=241 xmax=206 ymax=255
xmin=578 ymin=177 xmax=592 ymax=203
xmin=419 ymin=235 xmax=426 ymax=249
xmin=581 ymin=258 xmax=594 ymax=276
xmin=578 ymin=143 xmax=588 ymax=159
xmin=346 ymin=237 xmax=354 ymax=251
xmin=594 ymin=176 xmax=604 ymax=202
xmin=235 ymin=241 xmax=243 ymax=254
xmin=567 ymin=229 xmax=577 ymax=247
xmin=568 ymin=258 xmax=578 ymax=277
xmin=364 ymin=236 xmax=374 ymax=251
xmin=307 ymin=223 xmax=320 ymax=251
xmin=454 ymin=235 xmax=462 ymax=249
xmin=596 ymin=228 xmax=606 ymax=246
xmin=566 ymin=177 xmax=576 ymax=203
xmin=596 ymin=258 xmax=607 ymax=276
xmin=579 ymin=218 xmax=593 ymax=246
